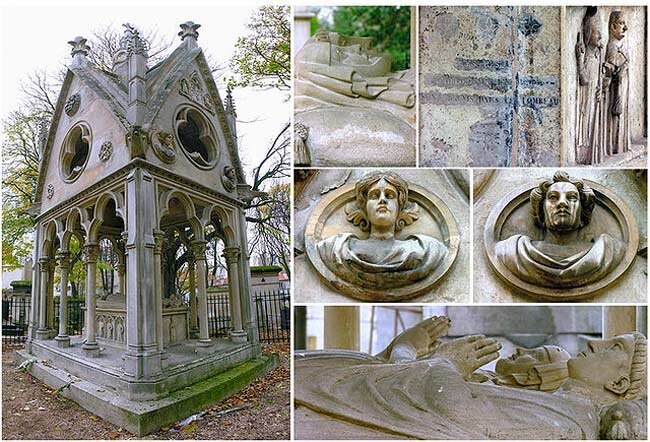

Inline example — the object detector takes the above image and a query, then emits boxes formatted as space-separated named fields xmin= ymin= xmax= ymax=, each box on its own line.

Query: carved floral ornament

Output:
xmin=484 ymin=171 xmax=638 ymax=300
xmin=99 ymin=141 xmax=113 ymax=162
xmin=304 ymin=171 xmax=459 ymax=301
xmin=178 ymin=71 xmax=215 ymax=115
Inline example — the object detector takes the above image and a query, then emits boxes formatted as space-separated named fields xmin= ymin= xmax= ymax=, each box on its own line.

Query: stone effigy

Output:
xmin=304 ymin=170 xmax=459 ymax=301
xmin=294 ymin=30 xmax=416 ymax=167
xmin=490 ymin=344 xmax=571 ymax=391
xmin=602 ymin=11 xmax=630 ymax=156
xmin=575 ymin=7 xmax=604 ymax=164
xmin=484 ymin=171 xmax=638 ymax=300
xmin=295 ymin=316 xmax=648 ymax=440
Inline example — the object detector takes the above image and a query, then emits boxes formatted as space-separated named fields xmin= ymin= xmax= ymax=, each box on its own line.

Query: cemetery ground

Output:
xmin=1 ymin=343 xmax=290 ymax=440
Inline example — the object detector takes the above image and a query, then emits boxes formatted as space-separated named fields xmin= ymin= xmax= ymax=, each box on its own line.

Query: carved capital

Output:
xmin=153 ymin=230 xmax=165 ymax=254
xmin=38 ymin=257 xmax=50 ymax=271
xmin=56 ymin=252 xmax=71 ymax=269
xmin=190 ymin=240 xmax=207 ymax=260
xmin=222 ymin=246 xmax=241 ymax=264
xmin=83 ymin=244 xmax=100 ymax=263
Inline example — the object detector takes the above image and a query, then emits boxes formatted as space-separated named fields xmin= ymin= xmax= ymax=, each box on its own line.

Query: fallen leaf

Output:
xmin=22 ymin=406 xmax=31 ymax=411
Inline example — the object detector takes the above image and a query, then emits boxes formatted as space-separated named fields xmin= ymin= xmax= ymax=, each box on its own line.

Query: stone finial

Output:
xmin=68 ymin=36 xmax=90 ymax=59
xmin=121 ymin=23 xmax=148 ymax=56
xmin=179 ymin=21 xmax=201 ymax=44
xmin=224 ymin=86 xmax=237 ymax=117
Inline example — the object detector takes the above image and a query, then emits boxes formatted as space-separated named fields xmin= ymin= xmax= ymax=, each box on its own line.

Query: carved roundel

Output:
xmin=304 ymin=173 xmax=460 ymax=301
xmin=151 ymin=130 xmax=177 ymax=164
xmin=221 ymin=165 xmax=237 ymax=192
xmin=46 ymin=184 xmax=54 ymax=199
xmin=64 ymin=93 xmax=80 ymax=116
xmin=174 ymin=105 xmax=220 ymax=169
xmin=59 ymin=122 xmax=91 ymax=182
xmin=484 ymin=176 xmax=638 ymax=301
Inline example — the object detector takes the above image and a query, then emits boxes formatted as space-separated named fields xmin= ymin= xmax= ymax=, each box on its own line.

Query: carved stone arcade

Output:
xmin=24 ymin=21 xmax=261 ymax=406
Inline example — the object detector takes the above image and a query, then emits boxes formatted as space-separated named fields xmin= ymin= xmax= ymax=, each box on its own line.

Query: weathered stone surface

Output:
xmin=294 ymin=169 xmax=469 ymax=303
xmin=294 ymin=29 xmax=416 ymax=167
xmin=474 ymin=169 xmax=647 ymax=303
xmin=295 ymin=107 xmax=415 ymax=167
xmin=419 ymin=6 xmax=561 ymax=167
xmin=565 ymin=6 xmax=647 ymax=167
xmin=295 ymin=314 xmax=647 ymax=440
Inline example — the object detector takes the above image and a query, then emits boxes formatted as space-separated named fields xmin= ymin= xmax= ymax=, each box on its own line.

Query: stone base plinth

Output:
xmin=229 ymin=330 xmax=248 ymax=344
xmin=15 ymin=349 xmax=276 ymax=436
xmin=54 ymin=335 xmax=71 ymax=348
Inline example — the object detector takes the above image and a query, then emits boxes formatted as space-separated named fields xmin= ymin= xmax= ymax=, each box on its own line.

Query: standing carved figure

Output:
xmin=575 ymin=7 xmax=604 ymax=164
xmin=602 ymin=11 xmax=630 ymax=155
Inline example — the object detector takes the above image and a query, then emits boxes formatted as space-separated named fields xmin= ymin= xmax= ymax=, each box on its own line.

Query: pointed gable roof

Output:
xmin=34 ymin=22 xmax=249 ymax=208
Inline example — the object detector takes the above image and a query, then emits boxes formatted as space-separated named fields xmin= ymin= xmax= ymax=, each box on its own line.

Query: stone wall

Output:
xmin=473 ymin=169 xmax=647 ymax=303
xmin=419 ymin=6 xmax=562 ymax=167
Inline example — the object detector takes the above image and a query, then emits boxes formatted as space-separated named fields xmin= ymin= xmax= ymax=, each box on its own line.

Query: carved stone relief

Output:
xmin=99 ymin=141 xmax=113 ymax=162
xmin=295 ymin=315 xmax=648 ymax=440
xmin=293 ymin=122 xmax=311 ymax=167
xmin=484 ymin=171 xmax=638 ymax=300
xmin=64 ymin=93 xmax=80 ymax=116
xmin=178 ymin=71 xmax=215 ymax=115
xmin=96 ymin=312 xmax=126 ymax=343
xmin=46 ymin=184 xmax=54 ymax=199
xmin=294 ymin=30 xmax=416 ymax=166
xmin=220 ymin=165 xmax=237 ymax=192
xmin=151 ymin=130 xmax=176 ymax=163
xmin=304 ymin=171 xmax=459 ymax=301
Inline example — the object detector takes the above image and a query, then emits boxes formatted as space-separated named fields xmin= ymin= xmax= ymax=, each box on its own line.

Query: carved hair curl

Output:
xmin=345 ymin=171 xmax=419 ymax=232
xmin=530 ymin=171 xmax=596 ymax=229
xmin=623 ymin=332 xmax=647 ymax=400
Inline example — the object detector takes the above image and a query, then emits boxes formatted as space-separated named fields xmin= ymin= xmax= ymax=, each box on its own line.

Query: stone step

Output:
xmin=15 ymin=349 xmax=278 ymax=436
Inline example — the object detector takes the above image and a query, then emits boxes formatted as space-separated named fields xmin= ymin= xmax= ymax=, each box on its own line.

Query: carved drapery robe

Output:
xmin=317 ymin=233 xmax=447 ymax=289
xmin=603 ymin=39 xmax=630 ymax=155
xmin=295 ymin=354 xmax=599 ymax=440
xmin=494 ymin=233 xmax=625 ymax=288
xmin=575 ymin=46 xmax=603 ymax=164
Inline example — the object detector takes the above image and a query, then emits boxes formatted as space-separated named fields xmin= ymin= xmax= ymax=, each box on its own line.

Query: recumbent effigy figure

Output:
xmin=316 ymin=171 xmax=448 ymax=290
xmin=295 ymin=316 xmax=647 ymax=440
xmin=494 ymin=171 xmax=624 ymax=288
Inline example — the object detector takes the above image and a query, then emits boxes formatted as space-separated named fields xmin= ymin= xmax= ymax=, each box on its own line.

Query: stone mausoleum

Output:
xmin=18 ymin=22 xmax=274 ymax=435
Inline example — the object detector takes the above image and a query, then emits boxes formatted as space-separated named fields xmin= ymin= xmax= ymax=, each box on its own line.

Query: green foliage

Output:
xmin=250 ymin=265 xmax=283 ymax=273
xmin=229 ymin=5 xmax=290 ymax=91
xmin=2 ymin=109 xmax=43 ymax=269
xmin=9 ymin=280 xmax=32 ymax=288
xmin=319 ymin=6 xmax=412 ymax=70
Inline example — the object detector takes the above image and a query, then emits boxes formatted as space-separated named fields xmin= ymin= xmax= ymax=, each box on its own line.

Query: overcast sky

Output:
xmin=0 ymin=0 xmax=290 ymax=178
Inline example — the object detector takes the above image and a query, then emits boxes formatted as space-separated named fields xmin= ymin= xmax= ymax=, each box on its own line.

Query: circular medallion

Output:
xmin=64 ymin=94 xmax=80 ymax=116
xmin=484 ymin=177 xmax=638 ymax=301
xmin=304 ymin=174 xmax=459 ymax=301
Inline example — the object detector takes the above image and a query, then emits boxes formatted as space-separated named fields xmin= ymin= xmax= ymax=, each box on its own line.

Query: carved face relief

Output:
xmin=494 ymin=345 xmax=571 ymax=391
xmin=304 ymin=171 xmax=459 ymax=301
xmin=543 ymin=182 xmax=582 ymax=231
xmin=568 ymin=334 xmax=637 ymax=396
xmin=484 ymin=171 xmax=637 ymax=300
xmin=609 ymin=14 xmax=627 ymax=40
xmin=151 ymin=130 xmax=176 ymax=163
xmin=365 ymin=179 xmax=399 ymax=233
xmin=221 ymin=165 xmax=237 ymax=192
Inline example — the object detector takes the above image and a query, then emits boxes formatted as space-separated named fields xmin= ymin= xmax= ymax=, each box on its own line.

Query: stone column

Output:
xmin=46 ymin=259 xmax=56 ymax=333
xmin=603 ymin=306 xmax=637 ymax=338
xmin=153 ymin=231 xmax=166 ymax=359
xmin=187 ymin=249 xmax=199 ymax=339
xmin=636 ymin=306 xmax=647 ymax=336
xmin=235 ymin=204 xmax=259 ymax=346
xmin=35 ymin=257 xmax=50 ymax=339
xmin=293 ymin=6 xmax=315 ymax=55
xmin=324 ymin=306 xmax=359 ymax=351
xmin=27 ymin=226 xmax=42 ymax=349
xmin=82 ymin=243 xmax=100 ymax=357
xmin=191 ymin=240 xmax=212 ymax=350
xmin=54 ymin=252 xmax=71 ymax=347
xmin=223 ymin=246 xmax=246 ymax=343
xmin=122 ymin=168 xmax=162 ymax=385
